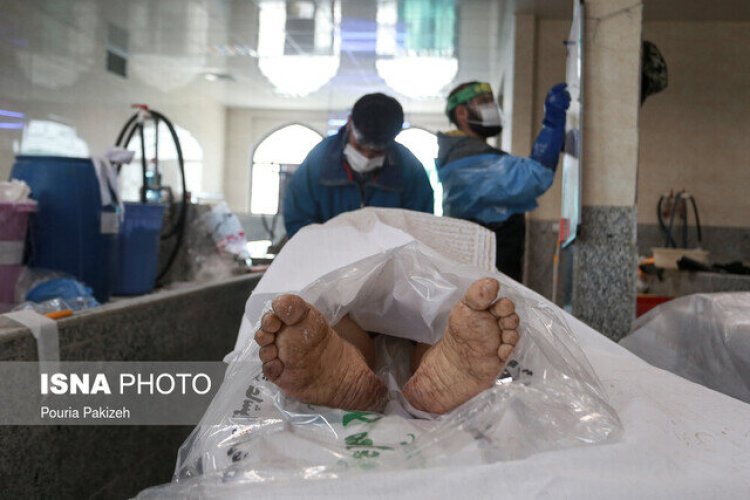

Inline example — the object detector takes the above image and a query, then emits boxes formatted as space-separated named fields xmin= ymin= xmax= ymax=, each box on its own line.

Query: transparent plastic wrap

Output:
xmin=139 ymin=211 xmax=621 ymax=498
xmin=622 ymin=292 xmax=750 ymax=402
xmin=184 ymin=202 xmax=252 ymax=282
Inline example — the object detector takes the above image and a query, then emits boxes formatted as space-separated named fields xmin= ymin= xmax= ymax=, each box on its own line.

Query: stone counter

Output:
xmin=0 ymin=273 xmax=261 ymax=499
xmin=641 ymin=270 xmax=750 ymax=297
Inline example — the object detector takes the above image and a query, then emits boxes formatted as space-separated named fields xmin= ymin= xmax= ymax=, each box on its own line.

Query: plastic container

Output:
xmin=652 ymin=247 xmax=710 ymax=270
xmin=10 ymin=156 xmax=118 ymax=303
xmin=113 ymin=202 xmax=165 ymax=295
xmin=0 ymin=202 xmax=37 ymax=305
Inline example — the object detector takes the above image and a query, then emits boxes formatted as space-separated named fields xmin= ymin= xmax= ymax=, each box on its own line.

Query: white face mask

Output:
xmin=469 ymin=102 xmax=503 ymax=127
xmin=344 ymin=143 xmax=385 ymax=174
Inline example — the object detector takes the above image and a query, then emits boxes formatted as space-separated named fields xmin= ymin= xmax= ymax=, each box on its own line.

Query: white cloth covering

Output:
xmin=140 ymin=208 xmax=750 ymax=499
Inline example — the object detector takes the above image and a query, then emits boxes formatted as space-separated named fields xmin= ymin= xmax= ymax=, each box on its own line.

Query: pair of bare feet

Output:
xmin=254 ymin=278 xmax=520 ymax=415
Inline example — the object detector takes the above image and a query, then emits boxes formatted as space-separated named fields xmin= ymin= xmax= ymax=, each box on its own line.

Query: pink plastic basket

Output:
xmin=0 ymin=202 xmax=37 ymax=241
xmin=0 ymin=202 xmax=36 ymax=305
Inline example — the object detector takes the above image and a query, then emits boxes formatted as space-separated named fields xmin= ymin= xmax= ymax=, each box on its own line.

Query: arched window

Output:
xmin=251 ymin=124 xmax=323 ymax=215
xmin=396 ymin=127 xmax=442 ymax=216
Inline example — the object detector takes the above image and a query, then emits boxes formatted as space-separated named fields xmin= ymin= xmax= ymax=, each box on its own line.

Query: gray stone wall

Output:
xmin=525 ymin=209 xmax=639 ymax=341
xmin=571 ymin=206 xmax=638 ymax=342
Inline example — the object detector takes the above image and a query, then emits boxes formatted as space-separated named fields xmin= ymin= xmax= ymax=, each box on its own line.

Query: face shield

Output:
xmin=446 ymin=82 xmax=504 ymax=138
xmin=349 ymin=123 xmax=392 ymax=152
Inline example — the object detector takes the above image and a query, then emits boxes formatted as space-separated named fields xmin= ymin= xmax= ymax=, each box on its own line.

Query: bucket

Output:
xmin=113 ymin=202 xmax=166 ymax=295
xmin=10 ymin=156 xmax=118 ymax=303
xmin=0 ymin=202 xmax=37 ymax=305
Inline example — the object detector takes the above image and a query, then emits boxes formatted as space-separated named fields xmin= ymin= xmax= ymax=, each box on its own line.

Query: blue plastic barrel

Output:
xmin=113 ymin=202 xmax=165 ymax=296
xmin=10 ymin=156 xmax=118 ymax=303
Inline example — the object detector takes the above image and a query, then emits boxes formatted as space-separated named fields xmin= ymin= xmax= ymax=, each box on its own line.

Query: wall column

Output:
xmin=572 ymin=0 xmax=642 ymax=340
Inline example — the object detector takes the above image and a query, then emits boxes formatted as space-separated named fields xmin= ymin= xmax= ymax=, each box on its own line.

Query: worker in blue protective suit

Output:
xmin=283 ymin=93 xmax=434 ymax=237
xmin=437 ymin=81 xmax=570 ymax=281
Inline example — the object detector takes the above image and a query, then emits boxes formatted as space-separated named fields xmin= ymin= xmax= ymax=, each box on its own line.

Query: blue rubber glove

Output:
xmin=543 ymin=83 xmax=571 ymax=127
xmin=531 ymin=83 xmax=571 ymax=171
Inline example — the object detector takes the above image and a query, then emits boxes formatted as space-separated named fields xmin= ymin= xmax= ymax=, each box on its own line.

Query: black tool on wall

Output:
xmin=657 ymin=190 xmax=702 ymax=249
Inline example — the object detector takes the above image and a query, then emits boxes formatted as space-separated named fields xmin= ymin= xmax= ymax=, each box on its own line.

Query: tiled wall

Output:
xmin=638 ymin=21 xmax=750 ymax=229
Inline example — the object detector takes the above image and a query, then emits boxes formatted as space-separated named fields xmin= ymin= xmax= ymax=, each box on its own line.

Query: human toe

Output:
xmin=490 ymin=297 xmax=515 ymax=318
xmin=271 ymin=294 xmax=309 ymax=325
xmin=255 ymin=329 xmax=275 ymax=346
xmin=463 ymin=278 xmax=500 ymax=311
xmin=259 ymin=345 xmax=278 ymax=363
xmin=500 ymin=313 xmax=520 ymax=330
xmin=263 ymin=359 xmax=284 ymax=380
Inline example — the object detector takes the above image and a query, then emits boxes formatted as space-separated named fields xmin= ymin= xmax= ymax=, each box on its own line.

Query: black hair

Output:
xmin=446 ymin=80 xmax=480 ymax=126
xmin=350 ymin=93 xmax=404 ymax=147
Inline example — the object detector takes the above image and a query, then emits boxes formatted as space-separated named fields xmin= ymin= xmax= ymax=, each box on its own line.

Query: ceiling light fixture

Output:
xmin=256 ymin=0 xmax=341 ymax=97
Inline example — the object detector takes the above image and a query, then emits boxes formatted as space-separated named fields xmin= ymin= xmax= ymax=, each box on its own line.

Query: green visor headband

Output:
xmin=445 ymin=82 xmax=494 ymax=115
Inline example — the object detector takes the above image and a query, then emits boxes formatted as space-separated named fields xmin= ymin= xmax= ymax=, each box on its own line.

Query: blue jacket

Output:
xmin=436 ymin=133 xmax=554 ymax=225
xmin=283 ymin=127 xmax=434 ymax=237
xmin=437 ymin=153 xmax=554 ymax=225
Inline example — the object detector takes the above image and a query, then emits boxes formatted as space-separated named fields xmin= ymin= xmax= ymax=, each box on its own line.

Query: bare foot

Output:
xmin=402 ymin=278 xmax=520 ymax=414
xmin=254 ymin=295 xmax=387 ymax=411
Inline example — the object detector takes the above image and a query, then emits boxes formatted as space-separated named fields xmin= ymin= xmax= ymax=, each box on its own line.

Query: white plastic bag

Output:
xmin=139 ymin=209 xmax=620 ymax=497
xmin=622 ymin=292 xmax=750 ymax=402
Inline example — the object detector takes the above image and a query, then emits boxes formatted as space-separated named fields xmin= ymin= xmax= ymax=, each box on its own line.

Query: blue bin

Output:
xmin=114 ymin=202 xmax=165 ymax=295
xmin=10 ymin=156 xmax=118 ymax=303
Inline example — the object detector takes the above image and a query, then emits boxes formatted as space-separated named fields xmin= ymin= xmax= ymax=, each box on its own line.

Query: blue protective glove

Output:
xmin=531 ymin=83 xmax=571 ymax=171
xmin=543 ymin=83 xmax=571 ymax=127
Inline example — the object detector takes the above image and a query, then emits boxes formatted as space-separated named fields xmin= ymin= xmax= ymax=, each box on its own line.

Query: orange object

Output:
xmin=44 ymin=309 xmax=73 ymax=320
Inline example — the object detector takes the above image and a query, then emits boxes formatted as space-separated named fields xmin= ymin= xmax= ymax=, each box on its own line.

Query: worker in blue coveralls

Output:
xmin=283 ymin=93 xmax=434 ymax=237
xmin=437 ymin=81 xmax=570 ymax=281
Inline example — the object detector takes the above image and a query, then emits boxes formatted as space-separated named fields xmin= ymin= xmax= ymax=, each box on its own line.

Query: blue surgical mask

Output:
xmin=344 ymin=144 xmax=385 ymax=174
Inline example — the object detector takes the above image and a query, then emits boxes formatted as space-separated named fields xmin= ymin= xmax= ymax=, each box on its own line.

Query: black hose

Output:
xmin=146 ymin=110 xmax=187 ymax=283
xmin=261 ymin=213 xmax=278 ymax=242
xmin=115 ymin=114 xmax=138 ymax=147
xmin=113 ymin=109 xmax=188 ymax=283
xmin=114 ymin=118 xmax=139 ymax=173
xmin=666 ymin=195 xmax=680 ymax=249
xmin=658 ymin=195 xmax=677 ymax=248
xmin=681 ymin=196 xmax=688 ymax=248
xmin=138 ymin=122 xmax=148 ymax=203
xmin=687 ymin=194 xmax=702 ymax=244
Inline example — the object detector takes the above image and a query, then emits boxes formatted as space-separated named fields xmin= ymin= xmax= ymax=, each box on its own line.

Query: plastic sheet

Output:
xmin=139 ymin=210 xmax=621 ymax=497
xmin=14 ymin=268 xmax=99 ymax=312
xmin=621 ymin=292 xmax=750 ymax=402
xmin=184 ymin=202 xmax=252 ymax=282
